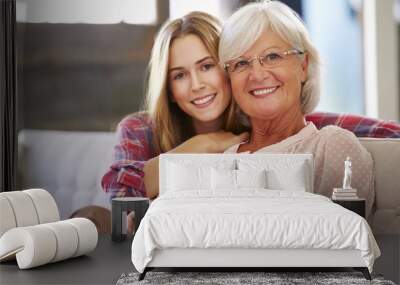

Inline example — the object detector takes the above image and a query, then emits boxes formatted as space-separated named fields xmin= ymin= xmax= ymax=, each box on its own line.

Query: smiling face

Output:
xmin=168 ymin=34 xmax=231 ymax=132
xmin=229 ymin=29 xmax=308 ymax=122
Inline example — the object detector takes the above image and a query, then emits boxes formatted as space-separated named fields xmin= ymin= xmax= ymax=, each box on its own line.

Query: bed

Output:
xmin=131 ymin=154 xmax=380 ymax=280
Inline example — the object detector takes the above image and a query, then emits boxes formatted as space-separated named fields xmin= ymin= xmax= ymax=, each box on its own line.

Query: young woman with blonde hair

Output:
xmin=102 ymin=12 xmax=247 ymax=201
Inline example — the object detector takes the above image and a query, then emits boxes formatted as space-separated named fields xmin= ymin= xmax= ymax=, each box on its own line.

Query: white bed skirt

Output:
xmin=148 ymin=248 xmax=366 ymax=268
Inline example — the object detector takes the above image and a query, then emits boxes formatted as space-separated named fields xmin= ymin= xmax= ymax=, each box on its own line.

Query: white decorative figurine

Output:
xmin=332 ymin=157 xmax=358 ymax=200
xmin=342 ymin=156 xmax=352 ymax=189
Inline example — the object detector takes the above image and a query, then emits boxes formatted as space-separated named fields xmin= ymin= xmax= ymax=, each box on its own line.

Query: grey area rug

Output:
xmin=117 ymin=271 xmax=396 ymax=285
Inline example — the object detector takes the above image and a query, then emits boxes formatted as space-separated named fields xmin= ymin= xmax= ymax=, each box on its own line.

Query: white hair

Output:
xmin=219 ymin=0 xmax=321 ymax=114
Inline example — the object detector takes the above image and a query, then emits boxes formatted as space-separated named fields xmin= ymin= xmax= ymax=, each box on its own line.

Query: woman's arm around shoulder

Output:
xmin=143 ymin=130 xmax=249 ymax=199
xmin=101 ymin=112 xmax=157 ymax=202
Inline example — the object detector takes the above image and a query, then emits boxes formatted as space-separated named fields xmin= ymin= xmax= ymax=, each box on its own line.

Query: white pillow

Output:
xmin=211 ymin=168 xmax=237 ymax=190
xmin=237 ymin=158 xmax=309 ymax=192
xmin=167 ymin=163 xmax=211 ymax=191
xmin=211 ymin=169 xmax=267 ymax=190
xmin=237 ymin=169 xmax=267 ymax=189
xmin=267 ymin=162 xmax=307 ymax=191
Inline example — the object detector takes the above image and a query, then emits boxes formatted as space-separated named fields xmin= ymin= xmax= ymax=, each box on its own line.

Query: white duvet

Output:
xmin=131 ymin=190 xmax=380 ymax=273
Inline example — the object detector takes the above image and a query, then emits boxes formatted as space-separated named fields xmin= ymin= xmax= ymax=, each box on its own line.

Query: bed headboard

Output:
xmin=159 ymin=153 xmax=314 ymax=195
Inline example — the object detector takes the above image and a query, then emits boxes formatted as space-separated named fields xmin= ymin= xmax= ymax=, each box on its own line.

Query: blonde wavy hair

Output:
xmin=144 ymin=11 xmax=241 ymax=153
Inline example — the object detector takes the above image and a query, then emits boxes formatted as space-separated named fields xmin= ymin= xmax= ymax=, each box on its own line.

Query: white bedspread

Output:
xmin=131 ymin=190 xmax=380 ymax=273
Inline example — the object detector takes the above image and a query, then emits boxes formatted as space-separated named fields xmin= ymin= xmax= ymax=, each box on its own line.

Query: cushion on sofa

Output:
xmin=17 ymin=129 xmax=400 ymax=234
xmin=18 ymin=130 xmax=115 ymax=219
xmin=360 ymin=138 xmax=400 ymax=233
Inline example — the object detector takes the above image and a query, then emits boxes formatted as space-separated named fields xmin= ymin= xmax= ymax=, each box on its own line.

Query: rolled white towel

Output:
xmin=0 ymin=196 xmax=17 ymax=237
xmin=0 ymin=189 xmax=60 ymax=238
xmin=0 ymin=218 xmax=98 ymax=269
xmin=23 ymin=189 xmax=59 ymax=224
xmin=42 ymin=220 xmax=79 ymax=262
xmin=65 ymin=218 xmax=98 ymax=257
xmin=0 ymin=225 xmax=57 ymax=269
xmin=0 ymin=191 xmax=39 ymax=227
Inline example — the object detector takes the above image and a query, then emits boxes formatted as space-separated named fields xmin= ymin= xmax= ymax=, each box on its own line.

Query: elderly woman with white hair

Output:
xmin=221 ymin=1 xmax=375 ymax=217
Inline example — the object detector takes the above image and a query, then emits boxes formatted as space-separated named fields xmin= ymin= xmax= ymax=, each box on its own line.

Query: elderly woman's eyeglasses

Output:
xmin=223 ymin=49 xmax=305 ymax=74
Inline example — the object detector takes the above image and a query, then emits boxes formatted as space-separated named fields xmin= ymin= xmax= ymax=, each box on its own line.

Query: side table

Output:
xmin=112 ymin=197 xmax=150 ymax=242
xmin=332 ymin=198 xmax=366 ymax=218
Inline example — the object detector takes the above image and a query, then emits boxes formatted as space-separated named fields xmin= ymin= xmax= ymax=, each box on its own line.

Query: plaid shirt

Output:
xmin=101 ymin=112 xmax=156 ymax=201
xmin=101 ymin=111 xmax=400 ymax=200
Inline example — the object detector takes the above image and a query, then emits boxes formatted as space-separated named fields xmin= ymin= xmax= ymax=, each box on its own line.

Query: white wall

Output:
xmin=16 ymin=0 xmax=157 ymax=24
xmin=169 ymin=0 xmax=236 ymax=20
xmin=364 ymin=0 xmax=399 ymax=121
